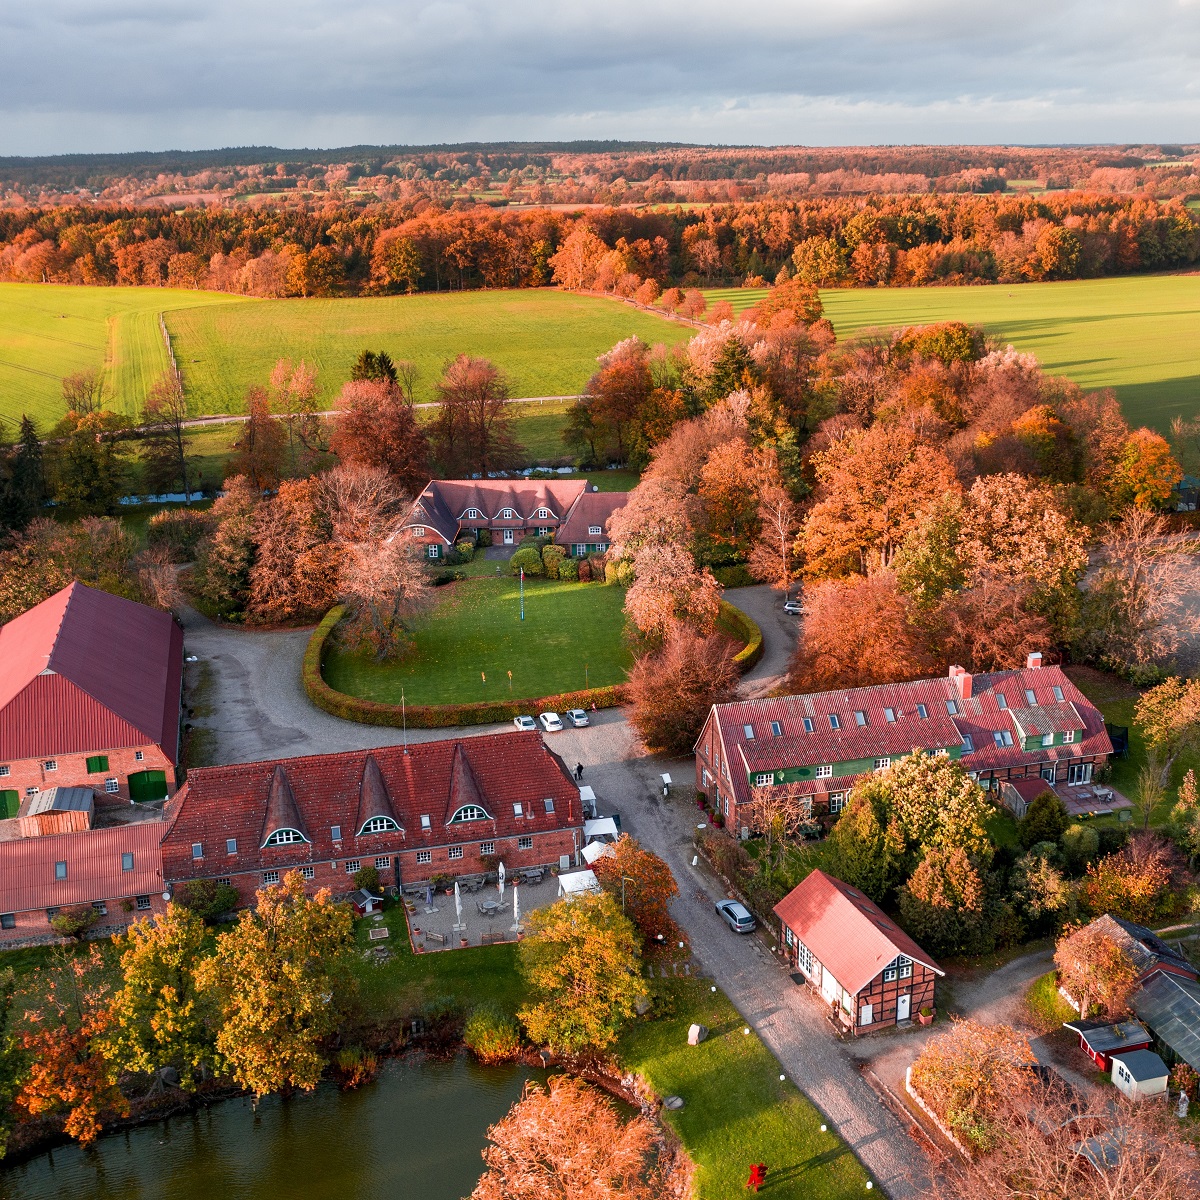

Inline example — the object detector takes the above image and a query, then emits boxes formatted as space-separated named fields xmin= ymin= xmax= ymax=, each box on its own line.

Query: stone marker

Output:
xmin=664 ymin=1095 xmax=684 ymax=1110
xmin=635 ymin=993 xmax=652 ymax=1016
xmin=687 ymin=1023 xmax=708 ymax=1046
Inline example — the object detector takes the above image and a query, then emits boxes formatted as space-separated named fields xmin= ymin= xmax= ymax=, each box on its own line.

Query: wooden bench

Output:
xmin=424 ymin=931 xmax=447 ymax=946
xmin=481 ymin=931 xmax=509 ymax=946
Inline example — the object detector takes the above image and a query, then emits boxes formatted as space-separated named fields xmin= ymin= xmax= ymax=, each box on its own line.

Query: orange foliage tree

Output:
xmin=1054 ymin=922 xmax=1141 ymax=1018
xmin=1079 ymin=835 xmax=1180 ymax=924
xmin=592 ymin=834 xmax=684 ymax=952
xmin=1115 ymin=428 xmax=1183 ymax=509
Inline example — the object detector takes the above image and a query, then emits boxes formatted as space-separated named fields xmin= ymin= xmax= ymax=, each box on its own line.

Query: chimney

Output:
xmin=1027 ymin=651 xmax=1043 ymax=670
xmin=948 ymin=664 xmax=973 ymax=699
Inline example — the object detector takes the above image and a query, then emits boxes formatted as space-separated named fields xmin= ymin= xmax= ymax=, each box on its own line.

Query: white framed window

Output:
xmin=264 ymin=828 xmax=306 ymax=846
xmin=412 ymin=525 xmax=425 ymax=536
xmin=1068 ymin=763 xmax=1093 ymax=786
xmin=536 ymin=507 xmax=550 ymax=518
xmin=899 ymin=957 xmax=913 ymax=979
xmin=873 ymin=758 xmax=891 ymax=772
xmin=543 ymin=798 xmax=555 ymax=814
xmin=466 ymin=508 xmax=481 ymax=519
xmin=802 ymin=717 xmax=814 ymax=733
xmin=427 ymin=545 xmax=440 ymax=559
xmin=43 ymin=759 xmax=57 ymax=772
xmin=992 ymin=730 xmax=1014 ymax=748
xmin=1025 ymin=689 xmax=1037 ymax=706
xmin=416 ymin=850 xmax=432 ymax=865
xmin=795 ymin=938 xmax=814 ymax=977
xmin=518 ymin=836 xmax=533 ymax=850
xmin=449 ymin=806 xmax=488 ymax=824
xmin=829 ymin=793 xmax=845 ymax=813
xmin=300 ymin=866 xmax=315 ymax=880
xmin=25 ymin=786 xmax=39 ymax=797
xmin=512 ymin=803 xmax=523 ymax=817
xmin=362 ymin=815 xmax=400 ymax=833
xmin=1064 ymin=729 xmax=1076 ymax=744
xmin=262 ymin=871 xmax=279 ymax=885
xmin=588 ymin=525 xmax=602 ymax=536
xmin=135 ymin=751 xmax=144 ymax=761
xmin=481 ymin=841 xmax=495 ymax=855
xmin=420 ymin=815 xmax=431 ymax=831
xmin=136 ymin=895 xmax=151 ymax=910
xmin=771 ymin=721 xmax=782 ymax=736
xmin=755 ymin=773 xmax=774 ymax=786
xmin=105 ymin=777 xmax=120 ymax=794
xmin=331 ymin=825 xmax=343 ymax=841
xmin=1042 ymin=733 xmax=1054 ymax=747
xmin=884 ymin=964 xmax=898 ymax=982
xmin=447 ymin=846 xmax=464 ymax=860
xmin=1053 ymin=686 xmax=1064 ymax=702
xmin=501 ymin=508 xmax=515 ymax=518
xmin=191 ymin=842 xmax=203 ymax=859
xmin=345 ymin=859 xmax=361 ymax=873
xmin=859 ymin=1004 xmax=873 ymax=1026
xmin=815 ymin=764 xmax=832 ymax=779
xmin=854 ymin=711 xmax=867 ymax=727
xmin=0 ymin=765 xmax=9 ymax=777
xmin=829 ymin=714 xmax=841 ymax=730
xmin=226 ymin=838 xmax=238 ymax=854
xmin=536 ymin=527 xmax=550 ymax=537
xmin=121 ymin=852 xmax=134 ymax=871
xmin=215 ymin=876 xmax=232 ymax=887
xmin=374 ymin=857 xmax=389 ymax=870
xmin=916 ymin=703 xmax=928 ymax=719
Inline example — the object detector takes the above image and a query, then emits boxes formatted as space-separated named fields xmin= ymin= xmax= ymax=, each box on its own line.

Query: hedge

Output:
xmin=717 ymin=600 xmax=764 ymax=673
xmin=303 ymin=606 xmax=628 ymax=728
xmin=712 ymin=563 xmax=756 ymax=588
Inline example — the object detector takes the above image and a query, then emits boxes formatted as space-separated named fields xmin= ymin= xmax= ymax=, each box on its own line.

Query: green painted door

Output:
xmin=128 ymin=770 xmax=168 ymax=802
xmin=0 ymin=789 xmax=18 ymax=818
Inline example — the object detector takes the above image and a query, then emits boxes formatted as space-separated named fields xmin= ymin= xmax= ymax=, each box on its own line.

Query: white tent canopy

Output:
xmin=583 ymin=816 xmax=619 ymax=843
xmin=557 ymin=868 xmax=601 ymax=900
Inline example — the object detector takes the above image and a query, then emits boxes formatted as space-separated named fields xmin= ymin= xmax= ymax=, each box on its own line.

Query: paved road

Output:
xmin=724 ymin=584 xmax=798 ymax=695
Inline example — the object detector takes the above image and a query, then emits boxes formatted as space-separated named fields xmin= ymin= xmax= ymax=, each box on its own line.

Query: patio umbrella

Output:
xmin=511 ymin=883 xmax=521 ymax=933
xmin=454 ymin=880 xmax=462 ymax=926
xmin=498 ymin=861 xmax=506 ymax=904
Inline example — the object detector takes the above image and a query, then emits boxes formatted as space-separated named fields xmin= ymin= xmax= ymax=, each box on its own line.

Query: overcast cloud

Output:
xmin=1 ymin=0 xmax=1198 ymax=154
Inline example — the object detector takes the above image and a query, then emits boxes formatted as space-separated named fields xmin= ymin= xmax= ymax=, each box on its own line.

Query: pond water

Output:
xmin=1 ymin=1056 xmax=540 ymax=1200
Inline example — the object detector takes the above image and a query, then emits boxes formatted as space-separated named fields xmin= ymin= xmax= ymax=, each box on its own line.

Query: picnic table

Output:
xmin=520 ymin=869 xmax=545 ymax=885
xmin=477 ymin=899 xmax=502 ymax=916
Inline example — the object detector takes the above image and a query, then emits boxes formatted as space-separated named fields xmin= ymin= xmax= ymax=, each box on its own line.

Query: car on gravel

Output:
xmin=538 ymin=712 xmax=564 ymax=732
xmin=783 ymin=599 xmax=805 ymax=615
xmin=715 ymin=899 xmax=756 ymax=934
xmin=513 ymin=714 xmax=537 ymax=731
xmin=566 ymin=708 xmax=590 ymax=727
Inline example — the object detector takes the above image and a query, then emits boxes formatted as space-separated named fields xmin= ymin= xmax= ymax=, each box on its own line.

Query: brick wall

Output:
xmin=0 ymin=744 xmax=176 ymax=809
xmin=0 ymin=895 xmax=167 ymax=946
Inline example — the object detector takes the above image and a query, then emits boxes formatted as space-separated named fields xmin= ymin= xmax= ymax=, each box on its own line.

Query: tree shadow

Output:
xmin=757 ymin=1144 xmax=855 ymax=1189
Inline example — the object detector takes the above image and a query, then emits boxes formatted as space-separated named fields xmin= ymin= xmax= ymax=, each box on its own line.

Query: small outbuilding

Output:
xmin=1110 ymin=1049 xmax=1169 ymax=1101
xmin=1063 ymin=1017 xmax=1152 ymax=1071
xmin=349 ymin=887 xmax=384 ymax=916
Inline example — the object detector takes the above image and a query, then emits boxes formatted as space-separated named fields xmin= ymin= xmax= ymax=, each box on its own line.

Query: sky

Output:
xmin=2 ymin=0 xmax=1199 ymax=155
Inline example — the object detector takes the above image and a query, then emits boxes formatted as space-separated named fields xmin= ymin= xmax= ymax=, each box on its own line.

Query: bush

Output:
xmin=50 ymin=904 xmax=101 ymax=939
xmin=352 ymin=865 xmax=381 ymax=893
xmin=431 ymin=569 xmax=466 ymax=586
xmin=333 ymin=1046 xmax=380 ymax=1089
xmin=715 ymin=600 xmax=764 ymax=672
xmin=477 ymin=529 xmax=492 ymax=548
xmin=1019 ymin=792 xmax=1070 ymax=850
xmin=542 ymin=544 xmax=566 ymax=579
xmin=604 ymin=558 xmax=634 ymax=586
xmin=712 ymin=564 xmax=755 ymax=588
xmin=559 ymin=555 xmax=579 ymax=581
xmin=588 ymin=552 xmax=607 ymax=581
xmin=454 ymin=540 xmax=476 ymax=561
xmin=174 ymin=877 xmax=240 ymax=922
xmin=577 ymin=559 xmax=593 ymax=582
xmin=509 ymin=546 xmax=545 ymax=576
xmin=147 ymin=507 xmax=213 ymax=562
xmin=464 ymin=1003 xmax=522 ymax=1063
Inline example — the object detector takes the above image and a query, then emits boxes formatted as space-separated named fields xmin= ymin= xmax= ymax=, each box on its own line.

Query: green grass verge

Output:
xmin=167 ymin=290 xmax=689 ymax=415
xmin=1025 ymin=970 xmax=1077 ymax=1032
xmin=322 ymin=574 xmax=632 ymax=706
xmin=0 ymin=282 xmax=253 ymax=426
xmin=620 ymin=979 xmax=872 ymax=1199
xmin=707 ymin=275 xmax=1200 ymax=434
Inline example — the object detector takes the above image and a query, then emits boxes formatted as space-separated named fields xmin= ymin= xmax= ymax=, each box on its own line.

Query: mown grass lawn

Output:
xmin=620 ymin=979 xmax=873 ymax=1199
xmin=323 ymin=574 xmax=632 ymax=705
xmin=167 ymin=289 xmax=688 ymax=415
xmin=707 ymin=274 xmax=1200 ymax=433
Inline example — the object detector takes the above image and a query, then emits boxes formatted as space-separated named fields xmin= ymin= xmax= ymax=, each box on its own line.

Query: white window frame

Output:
xmin=588 ymin=525 xmax=602 ymax=536
xmin=884 ymin=708 xmax=895 ymax=723
xmin=1042 ymin=733 xmax=1054 ymax=747
xmin=450 ymin=805 xmax=489 ymax=824
xmin=447 ymin=846 xmax=464 ymax=860
xmin=332 ymin=824 xmax=343 ymax=841
xmin=191 ymin=842 xmax=203 ymax=860
xmin=854 ymin=711 xmax=867 ymax=727
xmin=345 ymin=859 xmax=361 ymax=873
xmin=946 ymin=700 xmax=958 ymax=715
xmin=481 ymin=841 xmax=495 ymax=855
xmin=1064 ymin=729 xmax=1076 ymax=744
xmin=536 ymin=507 xmax=550 ymax=519
xmin=815 ymin=764 xmax=833 ymax=779
xmin=134 ymin=751 xmax=144 ymax=762
xmin=136 ymin=895 xmax=152 ymax=910
xmin=427 ymin=544 xmax=440 ymax=559
xmin=829 ymin=793 xmax=845 ymax=813
xmin=420 ymin=815 xmax=431 ymax=831
xmin=412 ymin=525 xmax=425 ymax=536
xmin=517 ymin=836 xmax=533 ymax=851
xmin=262 ymin=871 xmax=280 ymax=885
xmin=264 ymin=828 xmax=306 ymax=846
xmin=873 ymin=758 xmax=891 ymax=772
xmin=105 ymin=777 xmax=120 ymax=794
xmin=226 ymin=838 xmax=238 ymax=854
xmin=744 ymin=723 xmax=755 ymax=739
xmin=754 ymin=773 xmax=774 ymax=786
xmin=374 ymin=857 xmax=389 ymax=870
xmin=1026 ymin=689 xmax=1038 ymax=705
xmin=0 ymin=765 xmax=8 ymax=777
xmin=44 ymin=759 xmax=57 ymax=772
xmin=1053 ymin=686 xmax=1065 ymax=702
xmin=300 ymin=866 xmax=315 ymax=880
xmin=362 ymin=815 xmax=400 ymax=834
xmin=416 ymin=850 xmax=432 ymax=865
xmin=121 ymin=852 xmax=134 ymax=871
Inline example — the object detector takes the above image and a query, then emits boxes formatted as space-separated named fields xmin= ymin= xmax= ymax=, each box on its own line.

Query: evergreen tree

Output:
xmin=0 ymin=415 xmax=43 ymax=533
xmin=350 ymin=349 xmax=398 ymax=385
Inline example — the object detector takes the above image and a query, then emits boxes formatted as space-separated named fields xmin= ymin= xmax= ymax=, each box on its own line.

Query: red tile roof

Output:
xmin=774 ymin=869 xmax=942 ymax=996
xmin=162 ymin=731 xmax=582 ymax=880
xmin=0 ymin=821 xmax=166 ymax=913
xmin=555 ymin=491 xmax=629 ymax=545
xmin=706 ymin=663 xmax=1110 ymax=812
xmin=405 ymin=479 xmax=590 ymax=544
xmin=0 ymin=582 xmax=183 ymax=761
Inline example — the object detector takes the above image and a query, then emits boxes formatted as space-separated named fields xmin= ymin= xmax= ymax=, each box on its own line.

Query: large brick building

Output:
xmin=161 ymin=732 xmax=586 ymax=903
xmin=695 ymin=656 xmax=1112 ymax=832
xmin=0 ymin=582 xmax=183 ymax=817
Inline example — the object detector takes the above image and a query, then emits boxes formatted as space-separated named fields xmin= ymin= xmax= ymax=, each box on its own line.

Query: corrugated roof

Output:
xmin=774 ymin=869 xmax=942 ymax=996
xmin=1132 ymin=972 xmax=1200 ymax=1071
xmin=1062 ymin=1018 xmax=1152 ymax=1055
xmin=0 ymin=582 xmax=182 ymax=760
xmin=26 ymin=786 xmax=96 ymax=815
xmin=0 ymin=821 xmax=165 ymax=913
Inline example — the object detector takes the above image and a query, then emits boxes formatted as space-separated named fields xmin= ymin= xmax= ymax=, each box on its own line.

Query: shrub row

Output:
xmin=303 ymin=606 xmax=628 ymax=728
xmin=716 ymin=600 xmax=764 ymax=673
xmin=711 ymin=563 xmax=757 ymax=588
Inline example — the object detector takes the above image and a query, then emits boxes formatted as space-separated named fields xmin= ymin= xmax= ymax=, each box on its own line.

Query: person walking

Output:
xmin=574 ymin=762 xmax=584 ymax=782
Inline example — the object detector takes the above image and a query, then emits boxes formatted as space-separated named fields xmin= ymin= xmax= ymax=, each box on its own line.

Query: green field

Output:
xmin=709 ymin=274 xmax=1200 ymax=433
xmin=167 ymin=290 xmax=689 ymax=414
xmin=323 ymin=574 xmax=632 ymax=705
xmin=0 ymin=283 xmax=251 ymax=426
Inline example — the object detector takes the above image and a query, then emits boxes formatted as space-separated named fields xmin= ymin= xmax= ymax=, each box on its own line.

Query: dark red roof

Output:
xmin=556 ymin=491 xmax=629 ymax=545
xmin=774 ymin=869 xmax=942 ymax=996
xmin=162 ymin=732 xmax=582 ymax=880
xmin=404 ymin=479 xmax=590 ymax=544
xmin=0 ymin=821 xmax=165 ymax=913
xmin=0 ymin=582 xmax=183 ymax=761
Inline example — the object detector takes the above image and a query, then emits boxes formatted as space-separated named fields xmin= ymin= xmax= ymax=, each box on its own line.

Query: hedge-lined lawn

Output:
xmin=620 ymin=979 xmax=872 ymax=1199
xmin=323 ymin=575 xmax=631 ymax=705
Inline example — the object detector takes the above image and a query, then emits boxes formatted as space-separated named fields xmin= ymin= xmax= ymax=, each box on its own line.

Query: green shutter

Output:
xmin=128 ymin=770 xmax=168 ymax=802
xmin=0 ymin=790 xmax=18 ymax=819
xmin=86 ymin=755 xmax=109 ymax=774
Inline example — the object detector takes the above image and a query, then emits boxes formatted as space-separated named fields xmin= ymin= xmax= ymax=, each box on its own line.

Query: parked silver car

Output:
xmin=715 ymin=899 xmax=756 ymax=934
xmin=566 ymin=708 xmax=590 ymax=727
xmin=513 ymin=714 xmax=537 ymax=731
xmin=538 ymin=712 xmax=564 ymax=732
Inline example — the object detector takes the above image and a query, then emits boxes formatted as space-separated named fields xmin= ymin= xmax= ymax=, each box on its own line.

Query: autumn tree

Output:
xmin=139 ymin=372 xmax=193 ymax=497
xmin=1010 ymin=849 xmax=1072 ymax=937
xmin=696 ymin=438 xmax=761 ymax=560
xmin=1114 ymin=427 xmax=1183 ymax=509
xmin=517 ymin=893 xmax=642 ymax=1055
xmin=338 ymin=533 xmax=432 ymax=659
xmin=801 ymin=423 xmax=960 ymax=578
xmin=51 ymin=408 xmax=129 ymax=514
xmin=822 ymin=788 xmax=906 ymax=903
xmin=548 ymin=225 xmax=609 ymax=289
xmin=195 ymin=872 xmax=353 ymax=1101
xmin=624 ymin=543 xmax=722 ymax=642
xmin=1054 ymin=921 xmax=1140 ymax=1017
xmin=626 ymin=626 xmax=740 ymax=756
xmin=191 ymin=475 xmax=259 ymax=620
xmin=1018 ymin=790 xmax=1071 ymax=849
xmin=1135 ymin=676 xmax=1200 ymax=786
xmin=271 ymin=358 xmax=324 ymax=475
xmin=592 ymin=835 xmax=683 ymax=950
xmin=1079 ymin=835 xmax=1179 ymax=924
xmin=1169 ymin=769 xmax=1200 ymax=866
xmin=786 ymin=573 xmax=931 ymax=692
xmin=429 ymin=355 xmax=523 ymax=477
xmin=743 ymin=783 xmax=814 ymax=874
xmin=471 ymin=1076 xmax=681 ymax=1200
xmin=61 ymin=369 xmax=105 ymax=414
xmin=899 ymin=846 xmax=996 ymax=957
xmin=931 ymin=577 xmax=1053 ymax=673
xmin=329 ymin=378 xmax=429 ymax=494
xmin=103 ymin=903 xmax=220 ymax=1088
xmin=748 ymin=479 xmax=801 ymax=591
xmin=229 ymin=385 xmax=286 ymax=489
xmin=580 ymin=338 xmax=652 ymax=462
xmin=15 ymin=947 xmax=126 ymax=1146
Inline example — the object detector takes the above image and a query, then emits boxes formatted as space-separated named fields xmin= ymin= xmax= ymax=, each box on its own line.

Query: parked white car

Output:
xmin=783 ymin=599 xmax=805 ymax=615
xmin=513 ymin=714 xmax=537 ymax=731
xmin=539 ymin=711 xmax=564 ymax=732
xmin=566 ymin=708 xmax=590 ymax=727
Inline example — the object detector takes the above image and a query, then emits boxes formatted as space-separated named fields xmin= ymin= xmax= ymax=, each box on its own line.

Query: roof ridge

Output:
xmin=44 ymin=580 xmax=83 ymax=674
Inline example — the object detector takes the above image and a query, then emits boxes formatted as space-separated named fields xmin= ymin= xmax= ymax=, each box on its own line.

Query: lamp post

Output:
xmin=620 ymin=875 xmax=634 ymax=913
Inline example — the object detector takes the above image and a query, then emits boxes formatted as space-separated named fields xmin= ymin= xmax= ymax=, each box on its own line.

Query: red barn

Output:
xmin=0 ymin=583 xmax=183 ymax=816
xmin=161 ymin=731 xmax=585 ymax=905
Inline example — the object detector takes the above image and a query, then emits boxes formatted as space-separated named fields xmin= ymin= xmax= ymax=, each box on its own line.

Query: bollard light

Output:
xmin=779 ymin=1074 xmax=785 ymax=1081
xmin=820 ymin=1125 xmax=827 ymax=1133
xmin=711 ymin=986 xmax=717 ymax=992
xmin=743 ymin=1027 xmax=750 ymax=1035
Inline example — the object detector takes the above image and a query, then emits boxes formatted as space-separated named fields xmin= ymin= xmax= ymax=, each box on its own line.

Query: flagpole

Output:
xmin=520 ymin=567 xmax=525 ymax=621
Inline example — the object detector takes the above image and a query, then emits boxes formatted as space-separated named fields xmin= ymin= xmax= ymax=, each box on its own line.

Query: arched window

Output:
xmin=264 ymin=828 xmax=307 ymax=846
xmin=536 ymin=507 xmax=550 ymax=518
xmin=449 ymin=805 xmax=491 ymax=823
xmin=360 ymin=815 xmax=399 ymax=835
xmin=466 ymin=508 xmax=481 ymax=519
xmin=501 ymin=509 xmax=515 ymax=519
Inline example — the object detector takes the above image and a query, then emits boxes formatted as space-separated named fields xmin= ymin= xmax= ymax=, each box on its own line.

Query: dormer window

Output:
xmin=449 ymin=806 xmax=490 ymax=824
xmin=501 ymin=508 xmax=516 ymax=519
xmin=412 ymin=526 xmax=425 ymax=536
xmin=361 ymin=816 xmax=401 ymax=834
xmin=466 ymin=508 xmax=482 ymax=519
xmin=420 ymin=814 xmax=431 ymax=831
xmin=588 ymin=526 xmax=603 ymax=536
xmin=536 ymin=507 xmax=550 ymax=519
xmin=264 ymin=828 xmax=307 ymax=846
xmin=1064 ymin=729 xmax=1076 ymax=744
xmin=829 ymin=714 xmax=841 ymax=730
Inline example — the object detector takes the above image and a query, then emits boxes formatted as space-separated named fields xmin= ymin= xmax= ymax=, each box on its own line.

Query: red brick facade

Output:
xmin=0 ymin=743 xmax=177 ymax=814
